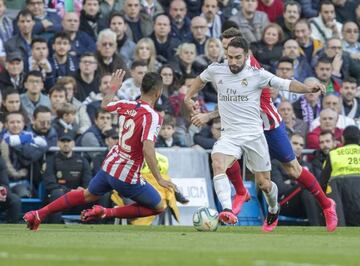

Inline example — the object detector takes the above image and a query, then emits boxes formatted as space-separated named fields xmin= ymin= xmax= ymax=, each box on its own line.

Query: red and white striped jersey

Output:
xmin=248 ymin=55 xmax=282 ymax=131
xmin=101 ymin=100 xmax=163 ymax=184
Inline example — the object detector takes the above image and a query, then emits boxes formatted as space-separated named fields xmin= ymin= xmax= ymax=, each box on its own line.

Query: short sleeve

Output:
xmin=199 ymin=66 xmax=214 ymax=83
xmin=258 ymin=69 xmax=291 ymax=91
xmin=141 ymin=112 xmax=162 ymax=142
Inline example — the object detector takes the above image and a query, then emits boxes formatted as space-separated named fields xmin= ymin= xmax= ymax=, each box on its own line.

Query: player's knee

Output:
xmin=283 ymin=160 xmax=302 ymax=179
xmin=212 ymin=158 xmax=225 ymax=174
xmin=83 ymin=189 xmax=101 ymax=202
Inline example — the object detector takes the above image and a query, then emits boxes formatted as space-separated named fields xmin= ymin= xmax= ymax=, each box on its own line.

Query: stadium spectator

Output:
xmin=294 ymin=19 xmax=323 ymax=65
xmin=20 ymin=71 xmax=51 ymax=121
xmin=134 ymin=38 xmax=161 ymax=72
xmin=189 ymin=16 xmax=209 ymax=56
xmin=95 ymin=29 xmax=130 ymax=78
xmin=50 ymin=0 xmax=83 ymax=18
xmin=141 ymin=0 xmax=164 ymax=18
xmin=342 ymin=22 xmax=360 ymax=60
xmin=4 ymin=10 xmax=36 ymax=71
xmin=340 ymin=77 xmax=360 ymax=125
xmin=217 ymin=0 xmax=240 ymax=21
xmin=50 ymin=32 xmax=79 ymax=79
xmin=79 ymin=0 xmax=107 ymax=42
xmin=109 ymin=12 xmax=136 ymax=63
xmin=271 ymin=133 xmax=323 ymax=226
xmin=100 ymin=0 xmax=124 ymax=21
xmin=314 ymin=57 xmax=341 ymax=94
xmin=49 ymin=85 xmax=68 ymax=118
xmin=193 ymin=117 xmax=221 ymax=149
xmin=61 ymin=12 xmax=96 ymax=57
xmin=257 ymin=0 xmax=284 ymax=23
xmin=169 ymin=0 xmax=192 ymax=42
xmin=121 ymin=0 xmax=153 ymax=42
xmin=310 ymin=93 xmax=356 ymax=132
xmin=86 ymin=73 xmax=114 ymax=123
xmin=169 ymin=43 xmax=200 ymax=78
xmin=278 ymin=101 xmax=307 ymax=140
xmin=55 ymin=76 xmax=91 ymax=134
xmin=25 ymin=0 xmax=62 ymax=41
xmin=28 ymin=106 xmax=58 ymax=147
xmin=276 ymin=1 xmax=301 ymax=42
xmin=311 ymin=130 xmax=336 ymax=182
xmin=0 ymin=0 xmax=13 ymax=43
xmin=29 ymin=38 xmax=54 ymax=90
xmin=150 ymin=14 xmax=180 ymax=64
xmin=282 ymin=39 xmax=314 ymax=83
xmin=275 ymin=57 xmax=296 ymax=102
xmin=0 ymin=52 xmax=25 ymax=94
xmin=155 ymin=114 xmax=185 ymax=147
xmin=1 ymin=112 xmax=48 ymax=198
xmin=0 ymin=88 xmax=30 ymax=125
xmin=200 ymin=0 xmax=222 ymax=39
xmin=307 ymin=108 xmax=343 ymax=151
xmin=52 ymin=103 xmax=79 ymax=138
xmin=43 ymin=132 xmax=108 ymax=223
xmin=333 ymin=0 xmax=357 ymax=24
xmin=78 ymin=108 xmax=112 ymax=159
xmin=250 ymin=23 xmax=284 ymax=71
xmin=228 ymin=0 xmax=269 ymax=43
xmin=322 ymin=126 xmax=360 ymax=226
xmin=292 ymin=77 xmax=322 ymax=129
xmin=309 ymin=0 xmax=342 ymax=43
xmin=0 ymin=157 xmax=21 ymax=223
xmin=118 ymin=60 xmax=148 ymax=100
xmin=74 ymin=52 xmax=99 ymax=102
xmin=159 ymin=65 xmax=179 ymax=98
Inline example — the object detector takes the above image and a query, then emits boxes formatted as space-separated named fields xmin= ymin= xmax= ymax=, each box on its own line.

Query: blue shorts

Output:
xmin=88 ymin=170 xmax=161 ymax=209
xmin=264 ymin=122 xmax=295 ymax=163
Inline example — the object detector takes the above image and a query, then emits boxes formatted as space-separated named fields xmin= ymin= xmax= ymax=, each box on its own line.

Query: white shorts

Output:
xmin=212 ymin=133 xmax=271 ymax=172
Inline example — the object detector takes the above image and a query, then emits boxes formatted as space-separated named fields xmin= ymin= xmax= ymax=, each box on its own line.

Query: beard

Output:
xmin=229 ymin=63 xmax=245 ymax=74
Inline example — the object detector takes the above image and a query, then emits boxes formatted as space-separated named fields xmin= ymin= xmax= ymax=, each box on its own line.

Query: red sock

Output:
xmin=105 ymin=203 xmax=163 ymax=218
xmin=297 ymin=168 xmax=331 ymax=209
xmin=226 ymin=161 xmax=246 ymax=195
xmin=38 ymin=190 xmax=86 ymax=219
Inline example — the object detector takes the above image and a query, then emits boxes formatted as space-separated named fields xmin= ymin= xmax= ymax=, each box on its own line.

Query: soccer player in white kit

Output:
xmin=185 ymin=37 xmax=326 ymax=232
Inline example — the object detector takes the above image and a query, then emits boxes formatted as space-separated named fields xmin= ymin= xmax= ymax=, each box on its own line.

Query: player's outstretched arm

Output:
xmin=143 ymin=140 xmax=177 ymax=191
xmin=101 ymin=69 xmax=126 ymax=110
xmin=184 ymin=76 xmax=206 ymax=115
xmin=289 ymin=80 xmax=326 ymax=94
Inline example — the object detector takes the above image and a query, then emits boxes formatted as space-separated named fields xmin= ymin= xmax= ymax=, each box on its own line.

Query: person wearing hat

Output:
xmin=43 ymin=131 xmax=108 ymax=223
xmin=322 ymin=125 xmax=360 ymax=226
xmin=0 ymin=51 xmax=25 ymax=93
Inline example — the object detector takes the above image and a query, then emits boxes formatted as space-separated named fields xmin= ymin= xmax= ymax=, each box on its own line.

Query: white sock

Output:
xmin=213 ymin=174 xmax=232 ymax=210
xmin=262 ymin=181 xmax=279 ymax=214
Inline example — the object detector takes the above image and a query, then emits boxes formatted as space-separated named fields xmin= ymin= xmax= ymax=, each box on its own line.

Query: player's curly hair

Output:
xmin=228 ymin=37 xmax=249 ymax=54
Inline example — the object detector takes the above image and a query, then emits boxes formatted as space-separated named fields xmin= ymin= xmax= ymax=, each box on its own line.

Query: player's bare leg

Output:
xmin=212 ymin=153 xmax=238 ymax=225
xmin=256 ymin=172 xmax=280 ymax=232
xmin=81 ymin=199 xmax=166 ymax=221
xmin=282 ymin=159 xmax=338 ymax=232
xmin=23 ymin=189 xmax=101 ymax=231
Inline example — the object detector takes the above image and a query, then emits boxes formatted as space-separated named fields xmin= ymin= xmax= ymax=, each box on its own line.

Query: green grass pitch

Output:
xmin=0 ymin=225 xmax=359 ymax=266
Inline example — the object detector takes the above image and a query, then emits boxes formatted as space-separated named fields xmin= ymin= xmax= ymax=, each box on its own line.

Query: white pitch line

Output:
xmin=254 ymin=260 xmax=338 ymax=266
xmin=0 ymin=252 xmax=106 ymax=262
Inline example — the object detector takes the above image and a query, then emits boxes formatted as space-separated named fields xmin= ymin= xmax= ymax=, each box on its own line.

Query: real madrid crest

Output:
xmin=241 ymin=79 xmax=248 ymax=86
xmin=56 ymin=171 xmax=63 ymax=179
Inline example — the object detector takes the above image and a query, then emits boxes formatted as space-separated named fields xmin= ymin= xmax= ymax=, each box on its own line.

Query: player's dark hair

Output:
xmin=343 ymin=125 xmax=360 ymax=145
xmin=33 ymin=105 xmax=51 ymax=119
xmin=141 ymin=72 xmax=163 ymax=94
xmin=24 ymin=70 xmax=43 ymax=83
xmin=221 ymin=27 xmax=242 ymax=39
xmin=221 ymin=21 xmax=240 ymax=34
xmin=227 ymin=37 xmax=249 ymax=54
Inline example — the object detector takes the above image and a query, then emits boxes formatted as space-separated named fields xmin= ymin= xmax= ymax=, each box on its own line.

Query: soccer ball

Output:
xmin=192 ymin=207 xmax=219 ymax=232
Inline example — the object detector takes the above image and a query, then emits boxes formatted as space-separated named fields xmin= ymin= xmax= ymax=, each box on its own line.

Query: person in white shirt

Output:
xmin=184 ymin=36 xmax=326 ymax=232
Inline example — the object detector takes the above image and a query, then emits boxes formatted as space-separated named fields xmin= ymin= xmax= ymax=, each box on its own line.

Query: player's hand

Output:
xmin=110 ymin=69 xmax=126 ymax=93
xmin=191 ymin=112 xmax=210 ymax=127
xmin=158 ymin=178 xmax=177 ymax=191
xmin=308 ymin=82 xmax=326 ymax=94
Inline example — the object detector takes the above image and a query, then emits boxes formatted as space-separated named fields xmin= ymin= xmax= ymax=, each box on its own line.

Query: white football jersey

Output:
xmin=200 ymin=62 xmax=291 ymax=138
